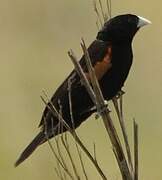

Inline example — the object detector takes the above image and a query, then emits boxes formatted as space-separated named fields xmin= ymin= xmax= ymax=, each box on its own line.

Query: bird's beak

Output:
xmin=137 ymin=16 xmax=151 ymax=28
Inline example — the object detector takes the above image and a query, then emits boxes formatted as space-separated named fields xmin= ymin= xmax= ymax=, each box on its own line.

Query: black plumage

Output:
xmin=15 ymin=14 xmax=150 ymax=166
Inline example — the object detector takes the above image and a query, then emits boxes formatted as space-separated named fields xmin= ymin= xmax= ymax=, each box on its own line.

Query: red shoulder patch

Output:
xmin=85 ymin=47 xmax=112 ymax=81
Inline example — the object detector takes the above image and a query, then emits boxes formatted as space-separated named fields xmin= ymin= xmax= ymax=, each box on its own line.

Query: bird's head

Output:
xmin=97 ymin=14 xmax=151 ymax=44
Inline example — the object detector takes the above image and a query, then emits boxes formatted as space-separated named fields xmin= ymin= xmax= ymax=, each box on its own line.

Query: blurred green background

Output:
xmin=0 ymin=0 xmax=162 ymax=179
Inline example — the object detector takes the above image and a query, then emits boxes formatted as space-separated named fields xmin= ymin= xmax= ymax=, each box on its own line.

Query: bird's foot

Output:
xmin=115 ymin=90 xmax=125 ymax=99
xmin=95 ymin=100 xmax=110 ymax=119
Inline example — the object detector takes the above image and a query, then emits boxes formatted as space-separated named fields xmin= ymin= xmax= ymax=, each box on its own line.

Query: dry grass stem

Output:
xmin=55 ymin=137 xmax=69 ymax=174
xmin=41 ymin=96 xmax=75 ymax=180
xmin=47 ymin=138 xmax=74 ymax=180
xmin=78 ymin=38 xmax=133 ymax=180
xmin=96 ymin=21 xmax=100 ymax=30
xmin=61 ymin=136 xmax=80 ymax=180
xmin=68 ymin=51 xmax=108 ymax=180
xmin=112 ymin=96 xmax=133 ymax=174
xmin=106 ymin=0 xmax=111 ymax=18
xmin=93 ymin=0 xmax=103 ymax=27
xmin=41 ymin=35 xmax=139 ymax=179
xmin=134 ymin=120 xmax=138 ymax=180
xmin=41 ymin=93 xmax=107 ymax=179
xmin=93 ymin=0 xmax=112 ymax=27
xmin=93 ymin=143 xmax=97 ymax=162
xmin=98 ymin=0 xmax=107 ymax=22
xmin=68 ymin=78 xmax=75 ymax=129
xmin=55 ymin=166 xmax=64 ymax=180
xmin=68 ymin=50 xmax=96 ymax=105
xmin=67 ymin=77 xmax=89 ymax=180
xmin=75 ymin=144 xmax=89 ymax=180
xmin=40 ymin=1 xmax=139 ymax=179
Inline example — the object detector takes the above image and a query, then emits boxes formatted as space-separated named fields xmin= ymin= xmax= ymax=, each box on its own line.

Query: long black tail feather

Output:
xmin=15 ymin=131 xmax=45 ymax=167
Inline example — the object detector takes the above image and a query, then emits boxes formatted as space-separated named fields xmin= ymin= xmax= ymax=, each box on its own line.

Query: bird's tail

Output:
xmin=15 ymin=131 xmax=45 ymax=167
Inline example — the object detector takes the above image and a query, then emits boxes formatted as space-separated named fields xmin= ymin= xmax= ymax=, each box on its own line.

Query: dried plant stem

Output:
xmin=80 ymin=39 xmax=106 ymax=111
xmin=98 ymin=0 xmax=107 ymax=22
xmin=93 ymin=0 xmax=103 ymax=27
xmin=93 ymin=143 xmax=97 ymax=162
xmin=68 ymin=50 xmax=96 ymax=105
xmin=41 ymin=94 xmax=107 ymax=180
xmin=54 ymin=167 xmax=62 ymax=180
xmin=39 ymin=1 xmax=140 ymax=179
xmin=75 ymin=144 xmax=89 ymax=180
xmin=55 ymin=164 xmax=64 ymax=180
xmin=112 ymin=96 xmax=133 ymax=174
xmin=41 ymin=97 xmax=75 ymax=180
xmin=93 ymin=0 xmax=111 ymax=28
xmin=75 ymin=39 xmax=133 ymax=180
xmin=96 ymin=21 xmax=100 ymax=30
xmin=63 ymin=172 xmax=67 ymax=180
xmin=47 ymin=138 xmax=75 ymax=180
xmin=68 ymin=76 xmax=89 ymax=180
xmin=72 ymin=132 xmax=107 ymax=180
xmin=134 ymin=120 xmax=138 ymax=180
xmin=55 ymin=138 xmax=69 ymax=174
xmin=61 ymin=136 xmax=80 ymax=180
xmin=119 ymin=95 xmax=133 ymax=174
xmin=106 ymin=0 xmax=111 ymax=18
xmin=42 ymin=36 xmax=139 ymax=179
xmin=68 ymin=78 xmax=75 ymax=129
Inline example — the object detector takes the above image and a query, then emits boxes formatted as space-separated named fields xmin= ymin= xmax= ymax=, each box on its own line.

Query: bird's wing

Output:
xmin=79 ymin=40 xmax=112 ymax=71
xmin=71 ymin=39 xmax=112 ymax=87
xmin=84 ymin=45 xmax=112 ymax=81
xmin=39 ymin=40 xmax=112 ymax=127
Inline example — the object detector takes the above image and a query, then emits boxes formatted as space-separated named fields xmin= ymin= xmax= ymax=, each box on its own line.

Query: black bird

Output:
xmin=15 ymin=14 xmax=151 ymax=166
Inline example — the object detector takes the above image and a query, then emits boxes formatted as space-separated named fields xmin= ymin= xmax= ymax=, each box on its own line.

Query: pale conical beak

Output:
xmin=137 ymin=16 xmax=151 ymax=28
